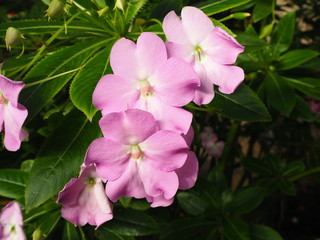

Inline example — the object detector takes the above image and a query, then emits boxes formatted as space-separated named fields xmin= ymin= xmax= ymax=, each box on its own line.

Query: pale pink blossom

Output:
xmin=163 ymin=6 xmax=245 ymax=105
xmin=57 ymin=165 xmax=113 ymax=227
xmin=93 ymin=32 xmax=199 ymax=134
xmin=85 ymin=109 xmax=192 ymax=207
xmin=0 ymin=74 xmax=28 ymax=151
xmin=0 ymin=202 xmax=26 ymax=240
xmin=200 ymin=127 xmax=225 ymax=158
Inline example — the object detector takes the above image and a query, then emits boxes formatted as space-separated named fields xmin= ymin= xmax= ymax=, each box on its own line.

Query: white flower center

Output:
xmin=139 ymin=80 xmax=153 ymax=98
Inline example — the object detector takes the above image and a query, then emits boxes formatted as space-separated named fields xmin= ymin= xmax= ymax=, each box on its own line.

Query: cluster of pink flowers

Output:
xmin=200 ymin=126 xmax=225 ymax=158
xmin=57 ymin=6 xmax=244 ymax=228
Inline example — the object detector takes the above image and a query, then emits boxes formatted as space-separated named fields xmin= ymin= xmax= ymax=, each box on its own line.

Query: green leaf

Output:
xmin=0 ymin=169 xmax=28 ymax=199
xmin=253 ymin=0 xmax=274 ymax=22
xmin=70 ymin=41 xmax=115 ymax=121
xmin=241 ymin=157 xmax=273 ymax=175
xmin=208 ymin=83 xmax=271 ymax=122
xmin=160 ymin=218 xmax=215 ymax=240
xmin=211 ymin=18 xmax=236 ymax=37
xmin=279 ymin=49 xmax=319 ymax=70
xmin=207 ymin=168 xmax=228 ymax=194
xmin=286 ymin=77 xmax=320 ymax=99
xmin=283 ymin=161 xmax=306 ymax=177
xmin=102 ymin=208 xmax=159 ymax=236
xmin=223 ymin=216 xmax=251 ymax=240
xmin=290 ymin=95 xmax=314 ymax=122
xmin=231 ymin=187 xmax=266 ymax=214
xmin=128 ymin=198 xmax=150 ymax=211
xmin=265 ymin=71 xmax=296 ymax=115
xmin=177 ymin=192 xmax=209 ymax=216
xmin=62 ymin=221 xmax=80 ymax=240
xmin=125 ymin=0 xmax=149 ymax=23
xmin=271 ymin=11 xmax=296 ymax=55
xmin=250 ymin=224 xmax=283 ymax=240
xmin=236 ymin=33 xmax=269 ymax=53
xmin=21 ymin=38 xmax=109 ymax=120
xmin=278 ymin=178 xmax=296 ymax=195
xmin=34 ymin=210 xmax=61 ymax=239
xmin=25 ymin=109 xmax=101 ymax=211
xmin=97 ymin=228 xmax=135 ymax=240
xmin=196 ymin=0 xmax=253 ymax=16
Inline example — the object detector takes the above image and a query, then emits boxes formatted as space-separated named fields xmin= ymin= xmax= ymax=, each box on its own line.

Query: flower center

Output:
xmin=0 ymin=92 xmax=7 ymax=104
xmin=130 ymin=144 xmax=143 ymax=161
xmin=88 ymin=177 xmax=95 ymax=186
xmin=194 ymin=46 xmax=205 ymax=62
xmin=139 ymin=80 xmax=153 ymax=98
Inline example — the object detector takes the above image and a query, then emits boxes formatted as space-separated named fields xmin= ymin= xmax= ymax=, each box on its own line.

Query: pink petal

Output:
xmin=0 ymin=104 xmax=4 ymax=132
xmin=0 ymin=202 xmax=23 ymax=226
xmin=110 ymin=38 xmax=138 ymax=81
xmin=153 ymin=57 xmax=199 ymax=107
xmin=181 ymin=6 xmax=214 ymax=46
xmin=175 ymin=151 xmax=198 ymax=190
xmin=182 ymin=126 xmax=194 ymax=147
xmin=147 ymin=195 xmax=174 ymax=207
xmin=106 ymin=160 xmax=146 ymax=201
xmin=85 ymin=138 xmax=130 ymax=181
xmin=140 ymin=161 xmax=179 ymax=199
xmin=57 ymin=178 xmax=85 ymax=207
xmin=3 ymin=103 xmax=28 ymax=151
xmin=99 ymin=110 xmax=158 ymax=145
xmin=0 ymin=75 xmax=24 ymax=108
xmin=141 ymin=130 xmax=188 ymax=172
xmin=203 ymin=59 xmax=245 ymax=94
xmin=93 ymin=74 xmax=139 ymax=115
xmin=162 ymin=11 xmax=188 ymax=45
xmin=165 ymin=42 xmax=194 ymax=62
xmin=136 ymin=32 xmax=167 ymax=79
xmin=201 ymin=27 xmax=244 ymax=64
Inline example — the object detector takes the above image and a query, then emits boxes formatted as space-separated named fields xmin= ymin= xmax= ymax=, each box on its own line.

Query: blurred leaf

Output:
xmin=253 ymin=0 xmax=274 ymax=22
xmin=102 ymin=208 xmax=159 ymax=236
xmin=208 ymin=83 xmax=271 ymax=122
xmin=119 ymin=197 xmax=132 ymax=208
xmin=236 ymin=33 xmax=269 ymax=52
xmin=231 ymin=187 xmax=266 ymax=214
xmin=283 ymin=161 xmax=306 ymax=177
xmin=62 ymin=221 xmax=80 ymax=240
xmin=207 ymin=168 xmax=228 ymax=194
xmin=265 ymin=71 xmax=296 ymax=115
xmin=290 ymin=96 xmax=314 ymax=122
xmin=285 ymin=77 xmax=320 ymax=100
xmin=196 ymin=0 xmax=252 ymax=16
xmin=97 ymin=228 xmax=135 ymax=240
xmin=271 ymin=11 xmax=296 ymax=55
xmin=223 ymin=216 xmax=251 ymax=240
xmin=0 ymin=169 xmax=28 ymax=199
xmin=70 ymin=41 xmax=115 ymax=121
xmin=160 ymin=218 xmax=214 ymax=240
xmin=250 ymin=224 xmax=283 ymax=240
xmin=34 ymin=210 xmax=61 ymax=239
xmin=259 ymin=22 xmax=274 ymax=39
xmin=212 ymin=18 xmax=236 ymax=37
xmin=279 ymin=49 xmax=319 ymax=70
xmin=149 ymin=0 xmax=182 ymax=21
xmin=20 ymin=160 xmax=34 ymax=173
xmin=241 ymin=157 xmax=273 ymax=175
xmin=128 ymin=198 xmax=150 ymax=211
xmin=125 ymin=0 xmax=149 ymax=23
xmin=177 ymin=192 xmax=209 ymax=216
xmin=257 ymin=178 xmax=279 ymax=193
xmin=25 ymin=109 xmax=101 ymax=211
xmin=278 ymin=178 xmax=296 ymax=195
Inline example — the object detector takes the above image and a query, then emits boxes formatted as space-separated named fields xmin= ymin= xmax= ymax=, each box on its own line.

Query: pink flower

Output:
xmin=200 ymin=127 xmax=225 ymax=158
xmin=93 ymin=32 xmax=199 ymax=134
xmin=308 ymin=98 xmax=320 ymax=114
xmin=0 ymin=202 xmax=26 ymax=240
xmin=85 ymin=109 xmax=192 ymax=207
xmin=163 ymin=6 xmax=245 ymax=105
xmin=0 ymin=74 xmax=28 ymax=151
xmin=57 ymin=165 xmax=113 ymax=227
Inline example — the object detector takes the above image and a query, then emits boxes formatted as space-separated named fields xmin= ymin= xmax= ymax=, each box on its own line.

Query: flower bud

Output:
xmin=232 ymin=12 xmax=251 ymax=20
xmin=46 ymin=0 xmax=65 ymax=19
xmin=5 ymin=27 xmax=24 ymax=51
xmin=115 ymin=0 xmax=127 ymax=11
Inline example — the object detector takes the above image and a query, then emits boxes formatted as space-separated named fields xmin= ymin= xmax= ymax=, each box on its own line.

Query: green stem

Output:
xmin=288 ymin=167 xmax=320 ymax=182
xmin=16 ymin=12 xmax=80 ymax=81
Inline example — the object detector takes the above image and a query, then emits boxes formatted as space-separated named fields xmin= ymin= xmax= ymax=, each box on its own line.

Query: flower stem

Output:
xmin=288 ymin=167 xmax=320 ymax=182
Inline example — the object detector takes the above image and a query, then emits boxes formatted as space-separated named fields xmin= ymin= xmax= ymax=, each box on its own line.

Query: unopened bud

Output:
xmin=232 ymin=12 xmax=251 ymax=20
xmin=115 ymin=0 xmax=127 ymax=11
xmin=46 ymin=0 xmax=65 ymax=19
xmin=97 ymin=6 xmax=110 ymax=17
xmin=5 ymin=27 xmax=24 ymax=51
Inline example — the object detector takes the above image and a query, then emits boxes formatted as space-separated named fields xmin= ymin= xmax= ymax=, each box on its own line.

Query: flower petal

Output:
xmin=182 ymin=126 xmax=194 ymax=147
xmin=57 ymin=178 xmax=85 ymax=207
xmin=147 ymin=195 xmax=174 ymax=207
xmin=165 ymin=42 xmax=194 ymax=62
xmin=175 ymin=151 xmax=198 ymax=190
xmin=162 ymin=10 xmax=188 ymax=45
xmin=0 ymin=75 xmax=24 ymax=107
xmin=0 ymin=202 xmax=23 ymax=226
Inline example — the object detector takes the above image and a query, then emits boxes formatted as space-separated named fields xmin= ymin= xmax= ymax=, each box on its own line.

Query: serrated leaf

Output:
xmin=125 ymin=0 xmax=149 ymax=23
xmin=208 ymin=83 xmax=271 ymax=122
xmin=196 ymin=0 xmax=253 ymax=16
xmin=271 ymin=11 xmax=296 ymax=55
xmin=285 ymin=77 xmax=320 ymax=100
xmin=21 ymin=38 xmax=109 ymax=120
xmin=265 ymin=71 xmax=296 ymax=115
xmin=253 ymin=0 xmax=274 ymax=22
xmin=70 ymin=41 xmax=115 ymax=121
xmin=177 ymin=192 xmax=209 ymax=216
xmin=25 ymin=109 xmax=101 ymax=211
xmin=279 ymin=49 xmax=319 ymax=70
xmin=250 ymin=224 xmax=283 ymax=240
xmin=223 ymin=216 xmax=251 ymax=240
xmin=0 ymin=169 xmax=28 ymax=199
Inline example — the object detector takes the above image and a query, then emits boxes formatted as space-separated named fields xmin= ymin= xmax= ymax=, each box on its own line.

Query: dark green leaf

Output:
xmin=271 ymin=11 xmax=296 ymax=54
xmin=97 ymin=228 xmax=135 ymax=240
xmin=62 ymin=221 xmax=80 ymax=240
xmin=278 ymin=178 xmax=296 ymax=195
xmin=0 ymin=169 xmax=28 ymax=199
xmin=211 ymin=18 xmax=236 ymax=37
xmin=125 ymin=0 xmax=149 ymax=23
xmin=236 ymin=33 xmax=269 ymax=52
xmin=70 ymin=41 xmax=115 ymax=121
xmin=257 ymin=178 xmax=279 ymax=193
xmin=223 ymin=216 xmax=251 ymax=240
xmin=285 ymin=77 xmax=320 ymax=100
xmin=20 ymin=160 xmax=35 ymax=173
xmin=119 ymin=197 xmax=132 ymax=208
xmin=128 ymin=198 xmax=150 ymax=211
xmin=253 ymin=0 xmax=274 ymax=22
xmin=283 ymin=161 xmax=306 ymax=177
xmin=265 ymin=71 xmax=296 ymax=115
xmin=241 ymin=157 xmax=273 ymax=175
xmin=251 ymin=224 xmax=283 ymax=240
xmin=279 ymin=49 xmax=318 ymax=70
xmin=232 ymin=187 xmax=266 ymax=214
xmin=290 ymin=95 xmax=314 ymax=122
xmin=208 ymin=83 xmax=271 ymax=122
xmin=34 ymin=210 xmax=61 ymax=238
xmin=149 ymin=0 xmax=182 ymax=21
xmin=207 ymin=168 xmax=228 ymax=194
xmin=25 ymin=109 xmax=101 ymax=211
xmin=177 ymin=192 xmax=209 ymax=216
xmin=196 ymin=0 xmax=252 ymax=16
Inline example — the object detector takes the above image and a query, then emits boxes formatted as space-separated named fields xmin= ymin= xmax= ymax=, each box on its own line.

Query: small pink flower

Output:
xmin=93 ymin=32 xmax=200 ymax=134
xmin=85 ymin=109 xmax=192 ymax=207
xmin=163 ymin=6 xmax=245 ymax=105
xmin=308 ymin=98 xmax=320 ymax=114
xmin=57 ymin=165 xmax=113 ymax=227
xmin=0 ymin=74 xmax=28 ymax=151
xmin=200 ymin=127 xmax=225 ymax=158
xmin=0 ymin=202 xmax=26 ymax=240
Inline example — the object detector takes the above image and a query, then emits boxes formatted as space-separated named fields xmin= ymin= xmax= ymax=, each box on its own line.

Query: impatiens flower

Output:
xmin=163 ymin=6 xmax=245 ymax=105
xmin=93 ymin=32 xmax=200 ymax=134
xmin=0 ymin=202 xmax=26 ymax=240
xmin=308 ymin=97 xmax=320 ymax=114
xmin=85 ymin=109 xmax=193 ymax=207
xmin=57 ymin=164 xmax=113 ymax=227
xmin=200 ymin=126 xmax=225 ymax=158
xmin=0 ymin=74 xmax=28 ymax=151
